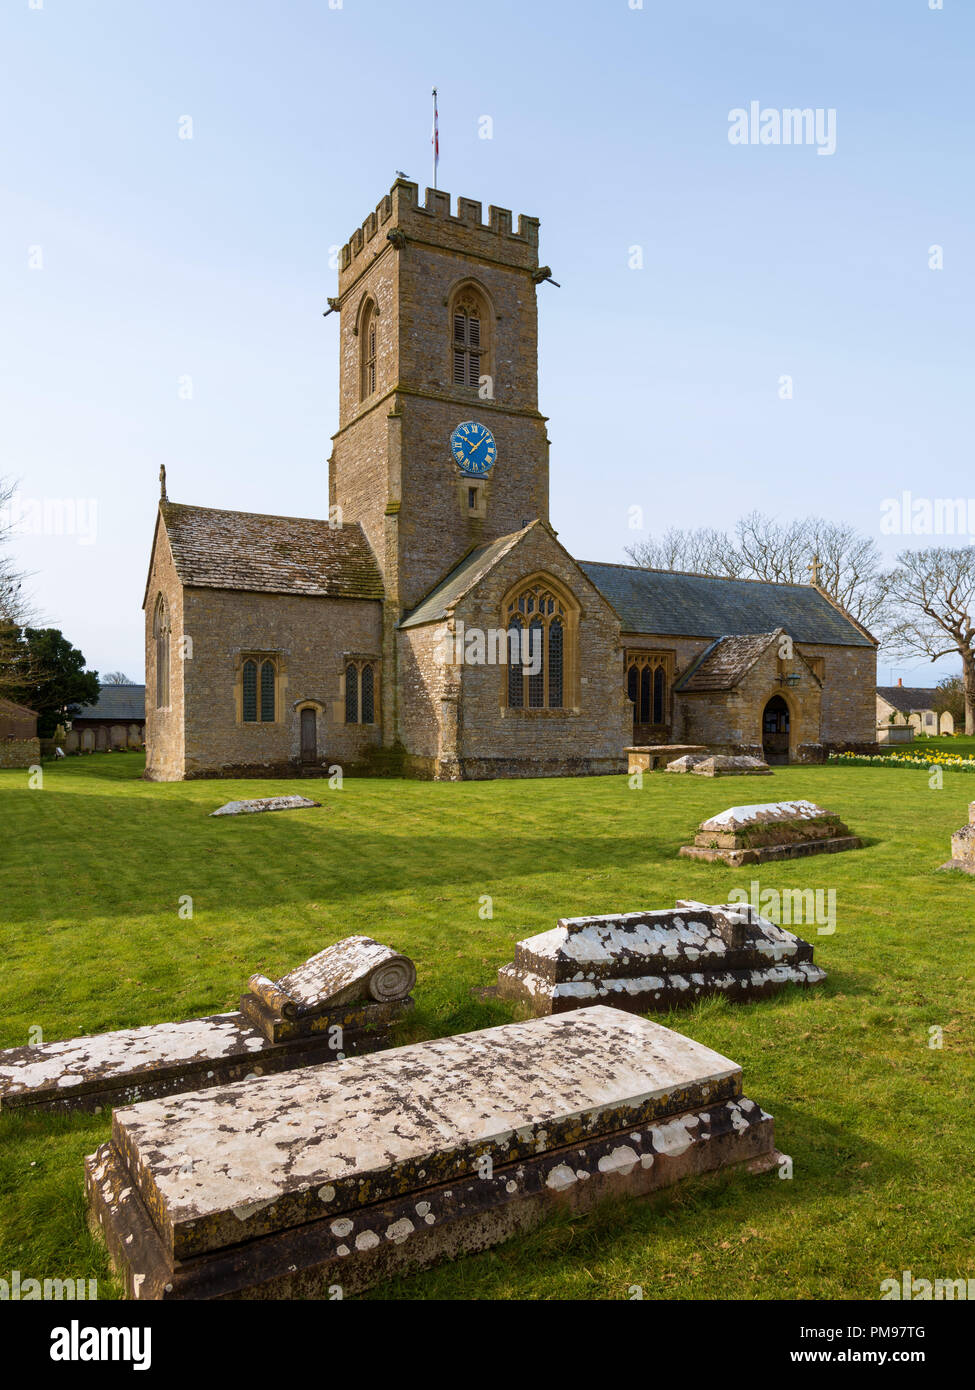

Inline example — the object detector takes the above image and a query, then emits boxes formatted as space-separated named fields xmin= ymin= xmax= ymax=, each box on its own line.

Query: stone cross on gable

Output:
xmin=159 ymin=465 xmax=167 ymax=501
xmin=808 ymin=554 xmax=822 ymax=586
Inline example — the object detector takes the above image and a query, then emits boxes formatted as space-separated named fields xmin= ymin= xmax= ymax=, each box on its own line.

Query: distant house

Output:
xmin=876 ymin=682 xmax=954 ymax=738
xmin=66 ymin=684 xmax=146 ymax=753
xmin=0 ymin=698 xmax=40 ymax=768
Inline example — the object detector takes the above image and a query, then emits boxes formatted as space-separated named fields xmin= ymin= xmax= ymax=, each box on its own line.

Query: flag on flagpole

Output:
xmin=431 ymin=87 xmax=439 ymax=189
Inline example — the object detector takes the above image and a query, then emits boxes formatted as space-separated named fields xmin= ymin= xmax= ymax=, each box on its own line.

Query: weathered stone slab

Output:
xmin=665 ymin=754 xmax=708 ymax=773
xmin=0 ymin=936 xmax=416 ymax=1114
xmin=497 ymin=901 xmax=825 ymax=1015
xmin=690 ymin=755 xmax=772 ymax=777
xmin=85 ymin=1006 xmax=783 ymax=1299
xmin=679 ymin=799 xmax=861 ymax=865
xmin=210 ymin=795 xmax=320 ymax=817
xmin=0 ymin=1014 xmax=384 ymax=1115
xmin=626 ymin=744 xmax=707 ymax=773
xmin=938 ymin=802 xmax=975 ymax=874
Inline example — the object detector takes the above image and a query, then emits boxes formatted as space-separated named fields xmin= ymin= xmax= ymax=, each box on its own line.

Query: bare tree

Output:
xmin=883 ymin=546 xmax=975 ymax=735
xmin=103 ymin=671 xmax=133 ymax=685
xmin=0 ymin=476 xmax=31 ymax=628
xmin=625 ymin=510 xmax=887 ymax=629
xmin=0 ymin=476 xmax=37 ymax=704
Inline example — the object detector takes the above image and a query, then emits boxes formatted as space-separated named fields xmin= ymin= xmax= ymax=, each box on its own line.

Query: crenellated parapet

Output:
xmin=337 ymin=179 xmax=539 ymax=294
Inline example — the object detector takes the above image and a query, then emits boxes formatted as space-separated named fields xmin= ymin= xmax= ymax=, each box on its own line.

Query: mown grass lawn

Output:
xmin=1 ymin=753 xmax=973 ymax=1301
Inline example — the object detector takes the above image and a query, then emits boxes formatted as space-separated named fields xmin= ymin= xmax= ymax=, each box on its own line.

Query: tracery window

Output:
xmin=625 ymin=651 xmax=671 ymax=727
xmin=504 ymin=582 xmax=573 ymax=710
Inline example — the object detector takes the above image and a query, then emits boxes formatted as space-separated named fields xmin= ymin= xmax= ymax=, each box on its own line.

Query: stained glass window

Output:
xmin=345 ymin=664 xmax=358 ymax=724
xmin=361 ymin=664 xmax=375 ymax=724
xmin=260 ymin=660 xmax=275 ymax=722
xmin=242 ymin=660 xmax=258 ymax=722
xmin=548 ymin=619 xmax=563 ymax=709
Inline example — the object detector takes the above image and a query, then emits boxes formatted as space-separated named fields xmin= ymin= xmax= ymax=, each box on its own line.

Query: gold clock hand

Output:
xmin=468 ymin=434 xmax=488 ymax=454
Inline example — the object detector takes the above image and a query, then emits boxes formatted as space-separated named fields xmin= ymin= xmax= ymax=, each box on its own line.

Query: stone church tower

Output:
xmin=328 ymin=179 xmax=552 ymax=742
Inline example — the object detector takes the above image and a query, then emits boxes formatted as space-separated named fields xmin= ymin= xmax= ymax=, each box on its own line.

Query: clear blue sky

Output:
xmin=2 ymin=0 xmax=971 ymax=685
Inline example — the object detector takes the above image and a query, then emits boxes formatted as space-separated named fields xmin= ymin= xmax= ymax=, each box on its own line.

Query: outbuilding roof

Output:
xmin=876 ymin=686 xmax=940 ymax=714
xmin=73 ymin=685 xmax=146 ymax=722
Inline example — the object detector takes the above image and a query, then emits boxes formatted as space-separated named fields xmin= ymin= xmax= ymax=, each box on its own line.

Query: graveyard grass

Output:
xmin=1 ymin=754 xmax=973 ymax=1302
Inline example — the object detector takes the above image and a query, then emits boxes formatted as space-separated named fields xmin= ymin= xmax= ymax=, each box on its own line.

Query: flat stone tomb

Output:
xmin=939 ymin=801 xmax=975 ymax=876
xmin=85 ymin=1006 xmax=782 ymax=1300
xmin=676 ymin=755 xmax=772 ymax=777
xmin=0 ymin=936 xmax=414 ymax=1115
xmin=497 ymin=900 xmax=826 ymax=1015
xmin=210 ymin=794 xmax=320 ymax=817
xmin=680 ymin=799 xmax=861 ymax=866
xmin=626 ymin=744 xmax=708 ymax=773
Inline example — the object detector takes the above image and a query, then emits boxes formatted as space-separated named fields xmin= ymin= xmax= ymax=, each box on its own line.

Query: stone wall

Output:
xmin=400 ymin=525 xmax=629 ymax=779
xmin=144 ymin=519 xmax=185 ymax=781
xmin=0 ymin=738 xmax=40 ymax=769
xmin=178 ymin=587 xmax=383 ymax=779
xmin=800 ymin=641 xmax=877 ymax=750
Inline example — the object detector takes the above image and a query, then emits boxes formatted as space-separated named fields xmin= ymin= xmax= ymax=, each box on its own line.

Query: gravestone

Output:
xmin=496 ymin=900 xmax=825 ymax=1015
xmin=680 ymin=799 xmax=861 ymax=865
xmin=85 ymin=1006 xmax=783 ymax=1300
xmin=0 ymin=936 xmax=414 ymax=1115
xmin=938 ymin=801 xmax=975 ymax=875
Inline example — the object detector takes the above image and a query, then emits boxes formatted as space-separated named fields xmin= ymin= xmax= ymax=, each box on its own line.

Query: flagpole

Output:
xmin=431 ymin=87 xmax=438 ymax=189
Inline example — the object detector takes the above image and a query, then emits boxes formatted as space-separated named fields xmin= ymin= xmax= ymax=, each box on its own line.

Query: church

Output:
xmin=143 ymin=178 xmax=877 ymax=781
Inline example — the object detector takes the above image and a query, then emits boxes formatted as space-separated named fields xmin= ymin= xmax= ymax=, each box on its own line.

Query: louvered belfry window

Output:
xmin=453 ymin=301 xmax=481 ymax=388
xmin=360 ymin=301 xmax=378 ymax=401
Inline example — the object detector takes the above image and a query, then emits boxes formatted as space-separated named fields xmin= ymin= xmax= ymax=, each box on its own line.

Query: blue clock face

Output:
xmin=450 ymin=420 xmax=496 ymax=476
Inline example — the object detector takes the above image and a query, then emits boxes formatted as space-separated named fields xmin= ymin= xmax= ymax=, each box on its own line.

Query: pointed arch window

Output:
xmin=450 ymin=286 xmax=492 ymax=392
xmin=503 ymin=581 xmax=577 ymax=711
xmin=359 ymin=300 xmax=378 ymax=401
xmin=153 ymin=595 xmax=170 ymax=709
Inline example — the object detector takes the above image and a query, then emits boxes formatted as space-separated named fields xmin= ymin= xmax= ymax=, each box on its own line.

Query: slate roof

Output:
xmin=0 ymin=698 xmax=37 ymax=718
xmin=73 ymin=685 xmax=146 ymax=721
xmin=159 ymin=502 xmax=384 ymax=601
xmin=877 ymin=686 xmax=939 ymax=714
xmin=579 ymin=562 xmax=874 ymax=647
xmin=675 ymin=633 xmax=779 ymax=692
xmin=399 ymin=527 xmax=530 ymax=629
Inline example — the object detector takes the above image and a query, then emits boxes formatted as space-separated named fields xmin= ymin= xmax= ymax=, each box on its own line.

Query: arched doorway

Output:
xmin=762 ymin=694 xmax=791 ymax=764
